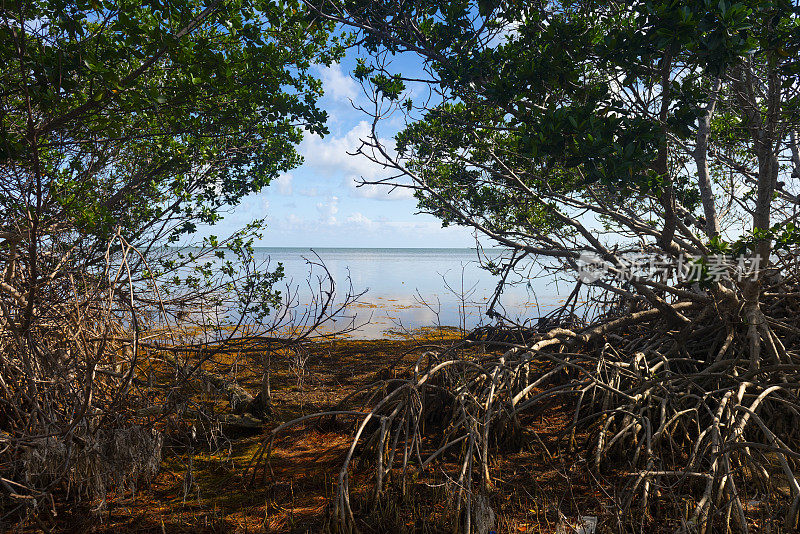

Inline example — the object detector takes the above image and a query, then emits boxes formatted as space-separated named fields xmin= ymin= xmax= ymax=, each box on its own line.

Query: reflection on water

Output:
xmin=256 ymin=248 xmax=566 ymax=339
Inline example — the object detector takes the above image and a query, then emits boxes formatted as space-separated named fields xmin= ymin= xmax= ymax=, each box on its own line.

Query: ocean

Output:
xmin=249 ymin=247 xmax=569 ymax=338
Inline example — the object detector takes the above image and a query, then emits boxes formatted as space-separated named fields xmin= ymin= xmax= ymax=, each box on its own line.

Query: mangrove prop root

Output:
xmin=262 ymin=295 xmax=800 ymax=533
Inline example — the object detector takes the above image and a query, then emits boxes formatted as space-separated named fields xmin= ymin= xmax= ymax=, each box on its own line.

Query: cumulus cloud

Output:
xmin=318 ymin=63 xmax=359 ymax=102
xmin=298 ymin=187 xmax=320 ymax=197
xmin=497 ymin=20 xmax=522 ymax=41
xmin=272 ymin=173 xmax=293 ymax=195
xmin=348 ymin=181 xmax=414 ymax=201
xmin=316 ymin=196 xmax=339 ymax=225
xmin=301 ymin=122 xmax=413 ymax=201
xmin=345 ymin=212 xmax=376 ymax=229
xmin=277 ymin=209 xmax=463 ymax=236
xmin=285 ymin=213 xmax=304 ymax=227
xmin=265 ymin=205 xmax=476 ymax=246
xmin=301 ymin=121 xmax=376 ymax=175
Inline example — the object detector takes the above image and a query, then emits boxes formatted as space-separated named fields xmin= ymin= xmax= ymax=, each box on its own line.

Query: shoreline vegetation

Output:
xmin=28 ymin=312 xmax=789 ymax=534
xmin=35 ymin=328 xmax=644 ymax=533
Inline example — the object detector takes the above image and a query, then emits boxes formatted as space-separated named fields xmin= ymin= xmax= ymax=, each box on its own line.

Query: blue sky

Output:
xmin=210 ymin=51 xmax=478 ymax=248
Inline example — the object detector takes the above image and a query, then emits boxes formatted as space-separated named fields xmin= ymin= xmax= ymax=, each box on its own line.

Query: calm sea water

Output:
xmin=251 ymin=248 xmax=568 ymax=338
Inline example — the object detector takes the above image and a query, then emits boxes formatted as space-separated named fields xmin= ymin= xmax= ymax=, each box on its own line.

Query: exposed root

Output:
xmin=261 ymin=293 xmax=800 ymax=533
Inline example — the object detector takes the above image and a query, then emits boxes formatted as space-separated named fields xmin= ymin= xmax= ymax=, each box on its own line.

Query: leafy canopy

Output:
xmin=0 ymin=0 xmax=344 ymax=246
xmin=334 ymin=0 xmax=799 ymax=253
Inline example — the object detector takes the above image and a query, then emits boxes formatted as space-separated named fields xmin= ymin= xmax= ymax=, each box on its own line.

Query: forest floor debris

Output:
xmin=31 ymin=331 xmax=622 ymax=533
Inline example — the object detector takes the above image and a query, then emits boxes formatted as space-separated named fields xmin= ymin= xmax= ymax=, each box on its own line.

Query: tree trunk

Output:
xmin=695 ymin=77 xmax=722 ymax=237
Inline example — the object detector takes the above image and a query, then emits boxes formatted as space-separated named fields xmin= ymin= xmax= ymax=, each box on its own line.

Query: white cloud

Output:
xmin=267 ymin=208 xmax=477 ymax=247
xmin=272 ymin=173 xmax=293 ymax=195
xmin=286 ymin=213 xmax=304 ymax=227
xmin=301 ymin=122 xmax=413 ymax=201
xmin=298 ymin=187 xmax=321 ymax=197
xmin=316 ymin=196 xmax=339 ymax=225
xmin=318 ymin=63 xmax=359 ymax=102
xmin=346 ymin=212 xmax=376 ymax=229
xmin=495 ymin=20 xmax=521 ymax=42
xmin=301 ymin=121 xmax=378 ymax=176
xmin=348 ymin=180 xmax=414 ymax=201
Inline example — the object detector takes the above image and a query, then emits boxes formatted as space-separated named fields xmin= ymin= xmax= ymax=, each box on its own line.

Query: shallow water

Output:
xmin=252 ymin=248 xmax=568 ymax=338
